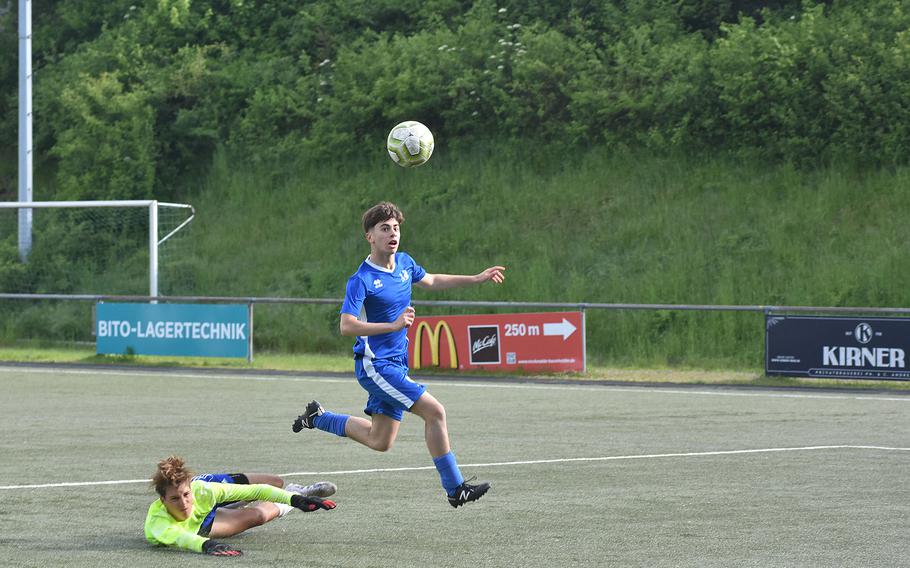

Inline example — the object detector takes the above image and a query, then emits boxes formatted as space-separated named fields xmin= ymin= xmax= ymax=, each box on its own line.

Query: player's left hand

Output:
xmin=203 ymin=540 xmax=243 ymax=556
xmin=291 ymin=494 xmax=337 ymax=512
xmin=477 ymin=266 xmax=506 ymax=284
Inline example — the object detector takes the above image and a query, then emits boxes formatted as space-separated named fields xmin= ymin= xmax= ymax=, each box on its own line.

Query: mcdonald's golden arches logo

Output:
xmin=412 ymin=320 xmax=458 ymax=370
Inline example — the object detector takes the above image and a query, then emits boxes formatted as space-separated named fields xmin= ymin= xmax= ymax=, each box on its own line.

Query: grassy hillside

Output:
xmin=157 ymin=144 xmax=908 ymax=368
xmin=2 ymin=144 xmax=909 ymax=369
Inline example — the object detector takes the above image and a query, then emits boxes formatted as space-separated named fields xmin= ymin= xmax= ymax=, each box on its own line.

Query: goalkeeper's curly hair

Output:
xmin=152 ymin=455 xmax=195 ymax=497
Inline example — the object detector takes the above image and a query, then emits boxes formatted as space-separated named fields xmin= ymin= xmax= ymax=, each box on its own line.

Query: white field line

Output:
xmin=1 ymin=365 xmax=909 ymax=402
xmin=1 ymin=445 xmax=907 ymax=491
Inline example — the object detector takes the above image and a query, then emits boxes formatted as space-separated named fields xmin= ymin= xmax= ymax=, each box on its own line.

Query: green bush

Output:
xmin=7 ymin=0 xmax=910 ymax=197
xmin=48 ymin=73 xmax=156 ymax=200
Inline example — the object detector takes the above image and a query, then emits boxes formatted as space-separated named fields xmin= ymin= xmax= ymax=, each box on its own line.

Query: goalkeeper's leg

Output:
xmin=244 ymin=473 xmax=284 ymax=488
xmin=197 ymin=473 xmax=285 ymax=511
xmin=207 ymin=503 xmax=284 ymax=538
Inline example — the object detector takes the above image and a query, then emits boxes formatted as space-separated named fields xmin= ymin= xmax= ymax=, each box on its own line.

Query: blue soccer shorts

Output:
xmin=193 ymin=473 xmax=245 ymax=536
xmin=355 ymin=355 xmax=427 ymax=422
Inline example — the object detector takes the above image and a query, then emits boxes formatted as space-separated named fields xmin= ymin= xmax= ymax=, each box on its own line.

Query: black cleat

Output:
xmin=447 ymin=477 xmax=490 ymax=508
xmin=292 ymin=400 xmax=325 ymax=433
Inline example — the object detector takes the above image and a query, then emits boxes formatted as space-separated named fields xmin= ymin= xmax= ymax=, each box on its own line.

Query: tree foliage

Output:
xmin=1 ymin=0 xmax=908 ymax=201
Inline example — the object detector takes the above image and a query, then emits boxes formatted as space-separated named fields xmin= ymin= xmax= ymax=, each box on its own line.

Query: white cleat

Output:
xmin=285 ymin=481 xmax=337 ymax=498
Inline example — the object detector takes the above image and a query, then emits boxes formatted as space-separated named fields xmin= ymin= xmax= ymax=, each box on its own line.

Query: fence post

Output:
xmin=580 ymin=303 xmax=587 ymax=373
xmin=247 ymin=301 xmax=254 ymax=363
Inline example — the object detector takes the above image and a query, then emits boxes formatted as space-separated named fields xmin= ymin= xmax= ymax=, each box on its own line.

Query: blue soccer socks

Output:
xmin=314 ymin=411 xmax=350 ymax=437
xmin=433 ymin=451 xmax=465 ymax=495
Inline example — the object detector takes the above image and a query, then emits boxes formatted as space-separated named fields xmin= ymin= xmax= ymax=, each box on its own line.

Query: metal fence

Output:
xmin=1 ymin=293 xmax=909 ymax=315
xmin=3 ymin=293 xmax=909 ymax=371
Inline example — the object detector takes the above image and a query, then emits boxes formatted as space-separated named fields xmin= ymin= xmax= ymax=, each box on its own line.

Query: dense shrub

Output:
xmin=1 ymin=0 xmax=908 ymax=195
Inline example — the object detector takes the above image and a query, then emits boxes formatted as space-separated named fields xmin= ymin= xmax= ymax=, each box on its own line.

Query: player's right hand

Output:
xmin=398 ymin=306 xmax=416 ymax=329
xmin=291 ymin=494 xmax=337 ymax=512
xmin=202 ymin=540 xmax=242 ymax=556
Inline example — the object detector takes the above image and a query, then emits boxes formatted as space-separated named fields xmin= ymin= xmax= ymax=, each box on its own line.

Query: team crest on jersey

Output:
xmin=373 ymin=278 xmax=383 ymax=289
xmin=400 ymin=271 xmax=409 ymax=282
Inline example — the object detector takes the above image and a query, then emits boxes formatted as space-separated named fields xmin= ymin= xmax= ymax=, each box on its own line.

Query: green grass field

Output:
xmin=1 ymin=365 xmax=908 ymax=567
xmin=5 ymin=343 xmax=910 ymax=392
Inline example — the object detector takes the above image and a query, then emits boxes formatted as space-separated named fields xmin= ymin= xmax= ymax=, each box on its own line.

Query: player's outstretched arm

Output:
xmin=415 ymin=265 xmax=506 ymax=290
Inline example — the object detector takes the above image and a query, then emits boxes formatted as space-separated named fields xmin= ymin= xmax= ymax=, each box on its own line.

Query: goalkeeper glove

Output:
xmin=290 ymin=494 xmax=336 ymax=512
xmin=202 ymin=540 xmax=242 ymax=557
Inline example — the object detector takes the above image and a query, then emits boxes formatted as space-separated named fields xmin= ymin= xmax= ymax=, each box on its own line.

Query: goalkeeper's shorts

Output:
xmin=355 ymin=354 xmax=426 ymax=422
xmin=193 ymin=473 xmax=247 ymax=536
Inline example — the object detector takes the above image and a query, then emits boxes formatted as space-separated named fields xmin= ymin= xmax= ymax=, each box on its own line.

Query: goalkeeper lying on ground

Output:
xmin=145 ymin=455 xmax=337 ymax=556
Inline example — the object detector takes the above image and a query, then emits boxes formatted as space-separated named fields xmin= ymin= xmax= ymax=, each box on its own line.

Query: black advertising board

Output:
xmin=765 ymin=315 xmax=910 ymax=381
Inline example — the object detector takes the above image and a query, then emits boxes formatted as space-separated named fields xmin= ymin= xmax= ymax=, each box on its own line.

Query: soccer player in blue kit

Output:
xmin=292 ymin=201 xmax=505 ymax=508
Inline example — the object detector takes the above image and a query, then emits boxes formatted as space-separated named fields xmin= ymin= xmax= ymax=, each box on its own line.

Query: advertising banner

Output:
xmin=765 ymin=315 xmax=910 ymax=381
xmin=406 ymin=311 xmax=585 ymax=373
xmin=96 ymin=303 xmax=251 ymax=359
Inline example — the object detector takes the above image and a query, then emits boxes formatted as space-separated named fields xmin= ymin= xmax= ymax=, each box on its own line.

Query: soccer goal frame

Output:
xmin=0 ymin=200 xmax=195 ymax=297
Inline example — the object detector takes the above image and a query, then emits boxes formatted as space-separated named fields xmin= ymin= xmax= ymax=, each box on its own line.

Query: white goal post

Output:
xmin=0 ymin=200 xmax=195 ymax=296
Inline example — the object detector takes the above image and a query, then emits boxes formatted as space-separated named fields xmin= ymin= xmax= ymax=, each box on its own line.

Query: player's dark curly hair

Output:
xmin=152 ymin=455 xmax=194 ymax=497
xmin=362 ymin=201 xmax=404 ymax=233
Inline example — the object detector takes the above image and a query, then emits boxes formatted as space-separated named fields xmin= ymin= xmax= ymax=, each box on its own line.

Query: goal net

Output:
xmin=0 ymin=200 xmax=195 ymax=296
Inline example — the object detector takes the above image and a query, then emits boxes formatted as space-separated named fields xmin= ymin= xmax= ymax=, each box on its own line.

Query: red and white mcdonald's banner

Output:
xmin=406 ymin=311 xmax=585 ymax=373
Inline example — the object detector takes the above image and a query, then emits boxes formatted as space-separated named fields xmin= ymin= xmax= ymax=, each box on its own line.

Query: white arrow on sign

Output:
xmin=543 ymin=318 xmax=577 ymax=340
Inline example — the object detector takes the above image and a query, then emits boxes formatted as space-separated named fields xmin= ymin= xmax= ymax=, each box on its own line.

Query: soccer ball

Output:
xmin=387 ymin=121 xmax=434 ymax=167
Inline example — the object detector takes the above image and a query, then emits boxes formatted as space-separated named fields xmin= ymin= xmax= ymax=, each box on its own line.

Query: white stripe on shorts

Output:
xmin=362 ymin=338 xmax=415 ymax=408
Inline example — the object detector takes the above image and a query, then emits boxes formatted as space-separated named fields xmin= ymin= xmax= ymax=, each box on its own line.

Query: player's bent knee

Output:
xmin=252 ymin=508 xmax=270 ymax=527
xmin=366 ymin=429 xmax=396 ymax=451
xmin=370 ymin=438 xmax=394 ymax=452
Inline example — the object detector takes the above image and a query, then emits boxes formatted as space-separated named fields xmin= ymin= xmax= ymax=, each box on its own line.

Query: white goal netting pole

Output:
xmin=0 ymin=200 xmax=195 ymax=296
xmin=149 ymin=201 xmax=157 ymax=297
xmin=18 ymin=0 xmax=34 ymax=262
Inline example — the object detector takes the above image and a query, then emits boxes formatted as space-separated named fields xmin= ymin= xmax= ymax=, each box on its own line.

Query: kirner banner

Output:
xmin=766 ymin=315 xmax=910 ymax=381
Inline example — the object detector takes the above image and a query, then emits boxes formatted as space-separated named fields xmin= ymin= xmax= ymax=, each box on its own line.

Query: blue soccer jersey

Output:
xmin=341 ymin=252 xmax=426 ymax=360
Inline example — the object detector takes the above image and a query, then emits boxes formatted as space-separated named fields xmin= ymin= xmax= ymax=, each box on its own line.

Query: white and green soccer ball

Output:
xmin=387 ymin=121 xmax=434 ymax=168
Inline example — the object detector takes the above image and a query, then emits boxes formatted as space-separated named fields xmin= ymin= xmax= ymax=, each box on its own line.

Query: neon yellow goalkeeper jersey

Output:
xmin=144 ymin=480 xmax=293 ymax=553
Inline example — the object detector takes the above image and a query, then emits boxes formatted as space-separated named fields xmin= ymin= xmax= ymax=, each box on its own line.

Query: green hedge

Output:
xmin=2 ymin=1 xmax=910 ymax=202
